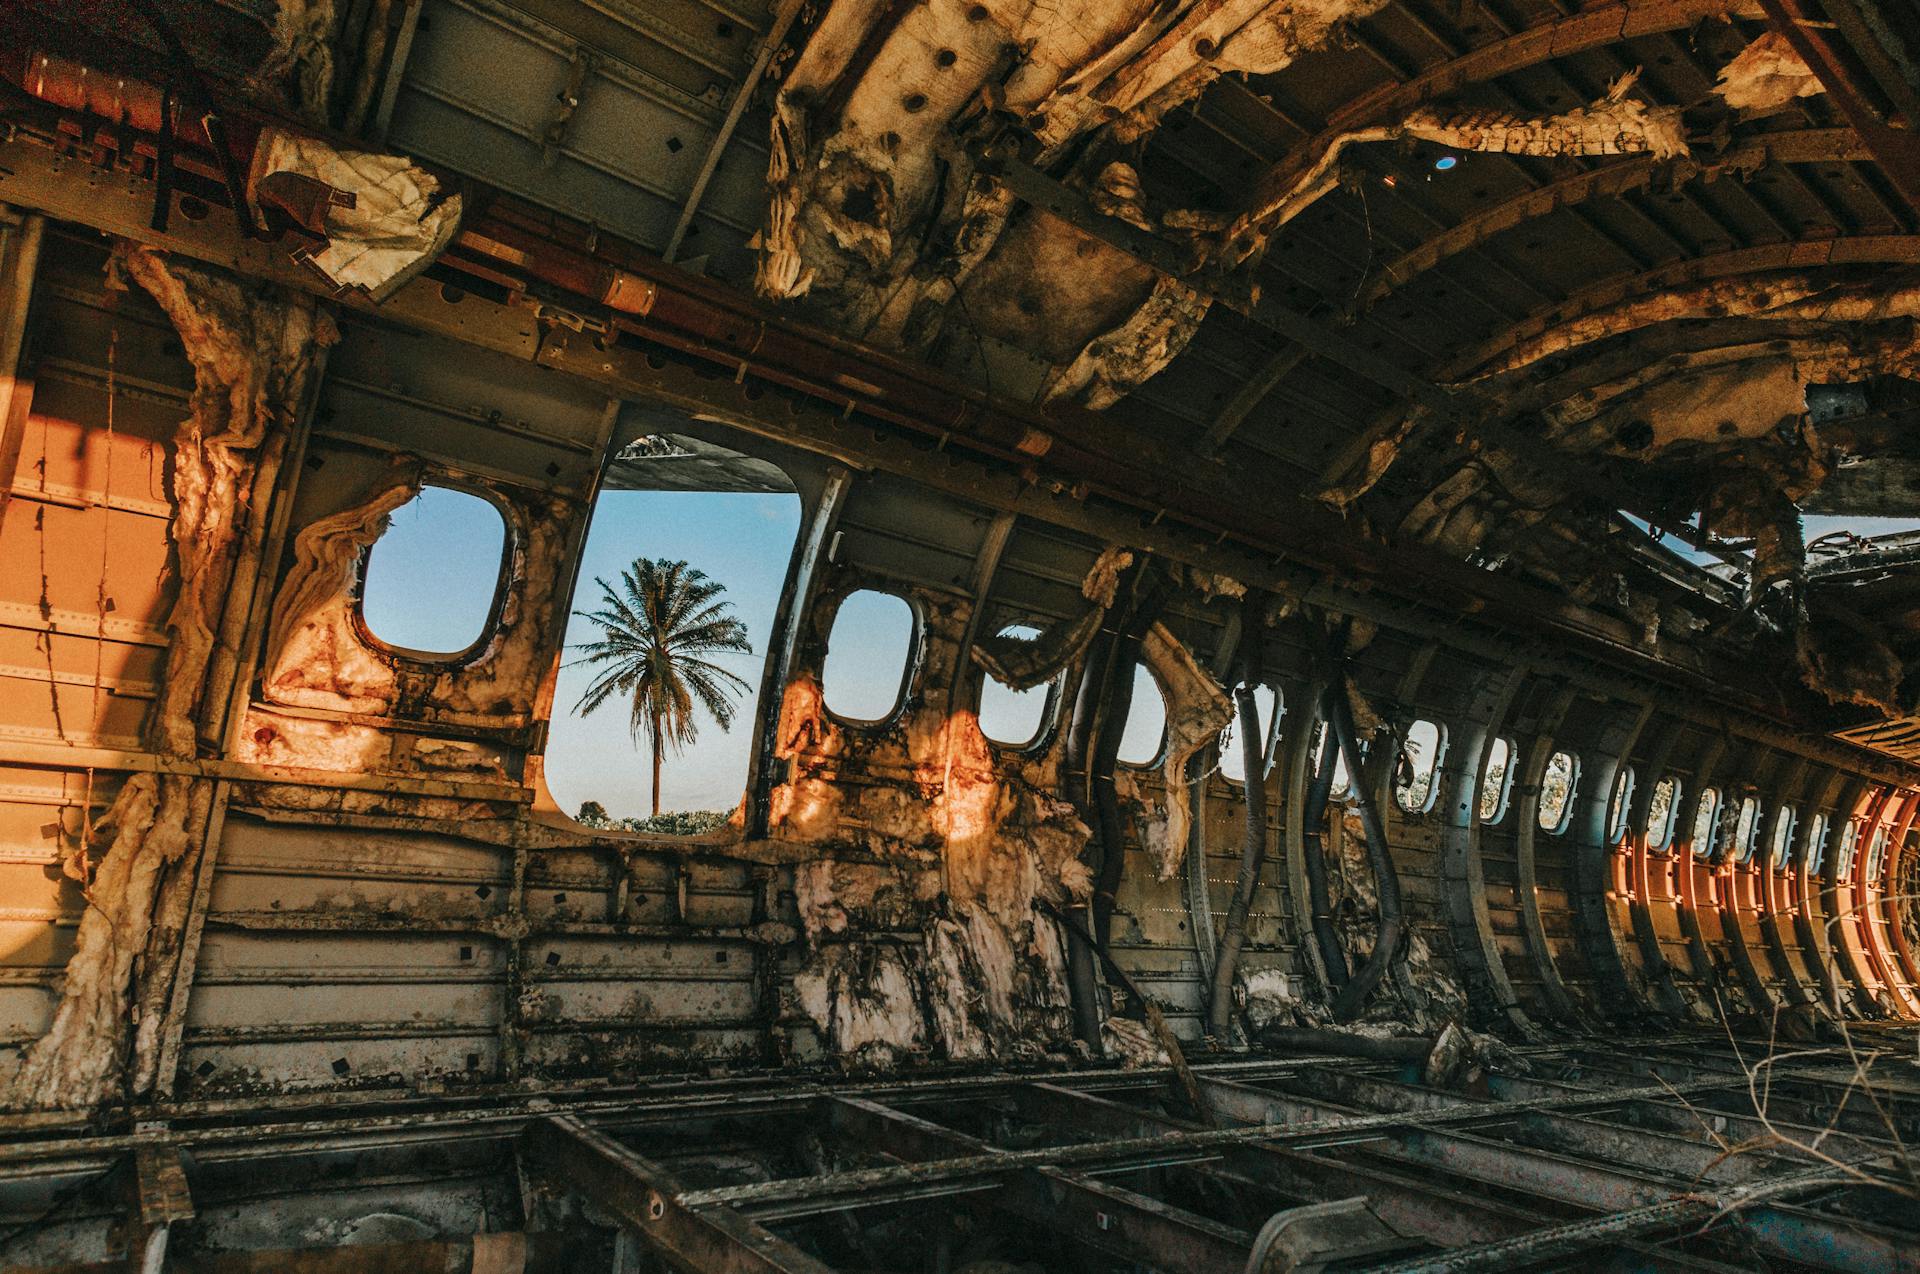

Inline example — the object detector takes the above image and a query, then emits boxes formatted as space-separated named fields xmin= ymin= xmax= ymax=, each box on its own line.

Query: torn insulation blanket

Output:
xmin=249 ymin=128 xmax=461 ymax=301
xmin=770 ymin=584 xmax=1088 ymax=1064
xmin=972 ymin=545 xmax=1135 ymax=689
xmin=1714 ymin=31 xmax=1823 ymax=112
xmin=1138 ymin=621 xmax=1234 ymax=879
xmin=1222 ymin=72 xmax=1688 ymax=261
xmin=8 ymin=249 xmax=333 ymax=1110
xmin=756 ymin=0 xmax=1389 ymax=408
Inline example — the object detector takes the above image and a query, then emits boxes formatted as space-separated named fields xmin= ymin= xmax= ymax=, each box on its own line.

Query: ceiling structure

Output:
xmin=3 ymin=0 xmax=1920 ymax=1270
xmin=7 ymin=0 xmax=1909 ymax=734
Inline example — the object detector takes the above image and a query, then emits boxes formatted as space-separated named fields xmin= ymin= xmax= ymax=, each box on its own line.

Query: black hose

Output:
xmin=1327 ymin=670 xmax=1405 ymax=1023
xmin=1090 ymin=578 xmax=1166 ymax=955
xmin=1206 ymin=596 xmax=1267 ymax=1040
xmin=1302 ymin=696 xmax=1349 ymax=992
xmin=1062 ymin=582 xmax=1120 ymax=1046
xmin=1061 ymin=559 xmax=1157 ymax=1045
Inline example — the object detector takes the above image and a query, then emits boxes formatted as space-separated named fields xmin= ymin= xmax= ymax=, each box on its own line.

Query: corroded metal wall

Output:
xmin=1 ymin=218 xmax=1916 ymax=1117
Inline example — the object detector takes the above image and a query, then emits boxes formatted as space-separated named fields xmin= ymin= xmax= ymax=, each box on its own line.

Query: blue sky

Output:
xmin=1624 ymin=512 xmax=1920 ymax=567
xmin=365 ymin=486 xmax=804 ymax=819
xmin=359 ymin=487 xmax=1211 ymax=820
xmin=546 ymin=490 xmax=803 ymax=817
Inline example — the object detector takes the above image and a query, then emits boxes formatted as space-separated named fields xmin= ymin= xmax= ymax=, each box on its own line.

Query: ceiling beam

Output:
xmin=1365 ymin=131 xmax=1871 ymax=309
xmin=1757 ymin=0 xmax=1920 ymax=215
xmin=1224 ymin=0 xmax=1764 ymax=257
xmin=1439 ymin=234 xmax=1920 ymax=379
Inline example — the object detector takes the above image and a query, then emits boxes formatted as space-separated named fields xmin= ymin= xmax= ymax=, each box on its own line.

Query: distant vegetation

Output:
xmin=575 ymin=802 xmax=731 ymax=836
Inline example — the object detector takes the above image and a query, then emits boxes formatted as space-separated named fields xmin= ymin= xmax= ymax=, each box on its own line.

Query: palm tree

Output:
xmin=569 ymin=558 xmax=754 ymax=816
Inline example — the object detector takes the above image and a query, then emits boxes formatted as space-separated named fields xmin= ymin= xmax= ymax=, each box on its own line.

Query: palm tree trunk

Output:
xmin=650 ymin=711 xmax=663 ymax=816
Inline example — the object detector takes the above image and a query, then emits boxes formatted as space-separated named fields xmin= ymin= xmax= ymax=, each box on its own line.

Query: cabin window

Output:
xmin=546 ymin=454 xmax=803 ymax=832
xmin=1646 ymin=776 xmax=1681 ymax=851
xmin=1394 ymin=719 xmax=1446 ymax=813
xmin=1805 ymin=813 xmax=1830 ymax=875
xmin=360 ymin=484 xmax=507 ymax=657
xmin=1218 ymin=685 xmax=1281 ymax=785
xmin=1606 ymin=766 xmax=1636 ymax=843
xmin=1478 ymin=737 xmax=1515 ymax=823
xmin=1539 ymin=751 xmax=1580 ymax=834
xmin=977 ymin=624 xmax=1055 ymax=749
xmin=1836 ymin=821 xmax=1861 ymax=880
xmin=1116 ymin=663 xmax=1168 ymax=767
xmin=1863 ymin=824 xmax=1890 ymax=885
xmin=1690 ymin=787 xmax=1721 ymax=860
xmin=1309 ymin=722 xmax=1356 ymax=797
xmin=1732 ymin=796 xmax=1761 ymax=864
xmin=824 ymin=591 xmax=917 ymax=724
xmin=1769 ymin=807 xmax=1800 ymax=871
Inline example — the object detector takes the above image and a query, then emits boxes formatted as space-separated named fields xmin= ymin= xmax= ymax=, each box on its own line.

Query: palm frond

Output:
xmin=569 ymin=556 xmax=757 ymax=782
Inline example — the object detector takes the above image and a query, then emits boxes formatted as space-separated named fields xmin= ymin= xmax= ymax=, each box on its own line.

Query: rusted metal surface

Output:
xmin=0 ymin=2 xmax=1917 ymax=1267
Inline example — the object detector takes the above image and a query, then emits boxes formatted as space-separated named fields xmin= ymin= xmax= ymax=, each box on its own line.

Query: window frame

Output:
xmin=1394 ymin=719 xmax=1448 ymax=815
xmin=354 ymin=480 xmax=513 ymax=664
xmin=1605 ymin=765 xmax=1637 ymax=844
xmin=1863 ymin=823 xmax=1891 ymax=885
xmin=821 ymin=588 xmax=922 ymax=728
xmin=1218 ymin=682 xmax=1283 ymax=787
xmin=1689 ymin=787 xmax=1722 ymax=861
xmin=1835 ymin=820 xmax=1861 ymax=880
xmin=974 ymin=621 xmax=1063 ymax=752
xmin=1805 ymin=812 xmax=1830 ymax=876
xmin=1115 ymin=661 xmax=1171 ymax=769
xmin=1539 ymin=750 xmax=1581 ymax=836
xmin=1732 ymin=795 xmax=1762 ymax=865
xmin=1646 ymin=775 xmax=1682 ymax=852
xmin=1769 ymin=805 xmax=1800 ymax=873
xmin=1477 ymin=736 xmax=1517 ymax=825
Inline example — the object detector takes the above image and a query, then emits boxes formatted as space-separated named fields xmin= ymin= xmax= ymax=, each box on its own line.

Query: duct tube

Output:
xmin=1206 ymin=596 xmax=1269 ymax=1040
xmin=1328 ymin=669 xmax=1406 ymax=1023
xmin=1063 ymin=563 xmax=1134 ymax=1045
xmin=1090 ymin=577 xmax=1166 ymax=954
xmin=1063 ymin=562 xmax=1164 ymax=1046
xmin=1302 ymin=698 xmax=1350 ymax=993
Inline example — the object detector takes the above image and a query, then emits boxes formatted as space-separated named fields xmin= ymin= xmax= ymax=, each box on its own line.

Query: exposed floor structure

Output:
xmin=2 ymin=0 xmax=1920 ymax=1270
xmin=5 ymin=1034 xmax=1920 ymax=1271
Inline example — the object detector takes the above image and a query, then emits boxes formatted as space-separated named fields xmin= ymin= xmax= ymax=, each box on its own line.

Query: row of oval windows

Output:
xmin=819 ymin=592 xmax=1450 ymax=806
xmin=1526 ymin=751 xmax=1892 ymax=879
xmin=824 ymin=596 xmax=1899 ymax=881
xmin=362 ymin=526 xmax=1903 ymax=888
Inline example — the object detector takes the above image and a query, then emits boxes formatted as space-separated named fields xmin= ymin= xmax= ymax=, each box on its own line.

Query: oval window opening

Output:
xmin=1646 ymin=776 xmax=1681 ymax=851
xmin=823 ymin=590 xmax=916 ymax=723
xmin=1606 ymin=766 xmax=1637 ymax=843
xmin=1805 ymin=813 xmax=1830 ymax=875
xmin=1218 ymin=684 xmax=1280 ymax=785
xmin=978 ymin=624 xmax=1053 ymax=749
xmin=1394 ymin=720 xmax=1446 ymax=813
xmin=1478 ymin=737 xmax=1515 ymax=823
xmin=1691 ymin=787 xmax=1721 ymax=860
xmin=1835 ymin=820 xmax=1860 ymax=879
xmin=1539 ymin=751 xmax=1579 ymax=834
xmin=1732 ymin=796 xmax=1761 ymax=863
xmin=1770 ymin=806 xmax=1800 ymax=871
xmin=1116 ymin=664 xmax=1167 ymax=767
xmin=1310 ymin=721 xmax=1356 ymax=797
xmin=361 ymin=484 xmax=506 ymax=657
xmin=1864 ymin=824 xmax=1890 ymax=884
